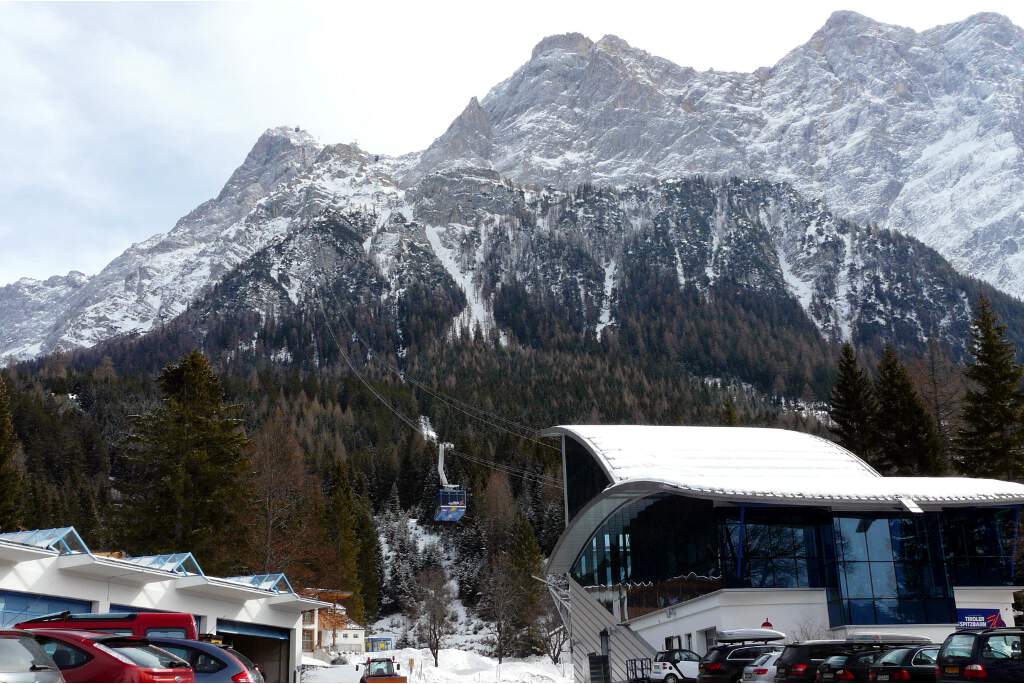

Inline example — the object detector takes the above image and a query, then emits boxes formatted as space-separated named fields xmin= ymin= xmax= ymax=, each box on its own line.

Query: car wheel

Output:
xmin=664 ymin=676 xmax=678 ymax=683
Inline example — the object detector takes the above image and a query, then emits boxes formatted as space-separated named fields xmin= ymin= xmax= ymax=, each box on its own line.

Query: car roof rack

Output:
xmin=715 ymin=628 xmax=787 ymax=644
xmin=847 ymin=633 xmax=931 ymax=644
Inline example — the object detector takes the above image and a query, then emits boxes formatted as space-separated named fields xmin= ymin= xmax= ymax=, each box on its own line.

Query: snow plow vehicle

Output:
xmin=356 ymin=656 xmax=407 ymax=683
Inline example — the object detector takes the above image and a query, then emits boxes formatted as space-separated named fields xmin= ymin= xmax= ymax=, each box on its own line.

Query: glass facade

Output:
xmin=569 ymin=492 xmax=1022 ymax=625
xmin=942 ymin=507 xmax=1023 ymax=586
xmin=564 ymin=438 xmax=610 ymax=521
xmin=570 ymin=495 xmax=722 ymax=618
xmin=720 ymin=507 xmax=831 ymax=590
xmin=827 ymin=515 xmax=954 ymax=626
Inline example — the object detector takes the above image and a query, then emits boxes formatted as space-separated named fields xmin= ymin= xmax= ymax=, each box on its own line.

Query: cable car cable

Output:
xmin=307 ymin=223 xmax=563 ymax=491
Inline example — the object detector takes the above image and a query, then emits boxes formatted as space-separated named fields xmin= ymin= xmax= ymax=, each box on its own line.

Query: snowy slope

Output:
xmin=407 ymin=12 xmax=1024 ymax=299
xmin=6 ymin=11 xmax=1024 ymax=361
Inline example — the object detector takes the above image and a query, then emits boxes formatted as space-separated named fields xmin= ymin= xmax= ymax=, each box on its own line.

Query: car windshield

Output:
xmin=368 ymin=660 xmax=395 ymax=676
xmin=822 ymin=655 xmax=848 ymax=667
xmin=0 ymin=637 xmax=57 ymax=673
xmin=880 ymin=649 xmax=911 ymax=665
xmin=752 ymin=654 xmax=772 ymax=666
xmin=702 ymin=647 xmax=727 ymax=663
xmin=655 ymin=652 xmax=669 ymax=662
xmin=941 ymin=634 xmax=977 ymax=660
xmin=103 ymin=641 xmax=187 ymax=669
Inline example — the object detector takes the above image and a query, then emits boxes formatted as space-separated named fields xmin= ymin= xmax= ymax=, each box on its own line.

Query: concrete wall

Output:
xmin=0 ymin=555 xmax=305 ymax=681
xmin=625 ymin=586 xmax=1023 ymax=655
xmin=628 ymin=588 xmax=830 ymax=654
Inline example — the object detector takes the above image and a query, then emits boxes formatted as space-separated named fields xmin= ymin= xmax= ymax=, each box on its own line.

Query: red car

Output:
xmin=18 ymin=612 xmax=199 ymax=640
xmin=28 ymin=629 xmax=195 ymax=683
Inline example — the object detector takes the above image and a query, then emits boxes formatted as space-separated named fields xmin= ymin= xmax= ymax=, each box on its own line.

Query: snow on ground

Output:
xmin=301 ymin=648 xmax=571 ymax=683
xmin=422 ymin=223 xmax=493 ymax=337
xmin=373 ymin=518 xmax=494 ymax=654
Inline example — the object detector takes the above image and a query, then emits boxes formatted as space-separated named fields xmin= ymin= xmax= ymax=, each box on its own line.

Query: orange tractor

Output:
xmin=356 ymin=656 xmax=407 ymax=683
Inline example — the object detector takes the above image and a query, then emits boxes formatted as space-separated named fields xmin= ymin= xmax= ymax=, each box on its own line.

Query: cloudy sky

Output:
xmin=2 ymin=0 xmax=1022 ymax=285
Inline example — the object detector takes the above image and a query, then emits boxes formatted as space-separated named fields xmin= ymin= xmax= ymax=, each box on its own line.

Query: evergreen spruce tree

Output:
xmin=353 ymin=494 xmax=383 ymax=623
xmin=327 ymin=464 xmax=365 ymax=623
xmin=875 ymin=346 xmax=943 ymax=475
xmin=0 ymin=376 xmax=21 ymax=529
xmin=508 ymin=513 xmax=545 ymax=656
xmin=956 ymin=296 xmax=1024 ymax=480
xmin=829 ymin=343 xmax=879 ymax=461
xmin=121 ymin=351 xmax=247 ymax=572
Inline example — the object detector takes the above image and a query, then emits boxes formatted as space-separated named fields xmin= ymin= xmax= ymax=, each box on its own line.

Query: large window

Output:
xmin=942 ymin=507 xmax=1022 ymax=586
xmin=827 ymin=515 xmax=954 ymax=626
xmin=571 ymin=495 xmax=722 ymax=618
xmin=564 ymin=437 xmax=611 ymax=521
xmin=720 ymin=507 xmax=830 ymax=590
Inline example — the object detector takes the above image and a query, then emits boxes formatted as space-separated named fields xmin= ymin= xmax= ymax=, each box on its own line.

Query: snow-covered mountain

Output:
xmin=408 ymin=12 xmax=1024 ymax=298
xmin=5 ymin=11 xmax=1024 ymax=364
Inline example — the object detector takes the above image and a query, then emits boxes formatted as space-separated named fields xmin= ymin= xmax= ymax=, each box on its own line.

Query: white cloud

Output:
xmin=1 ymin=0 xmax=1022 ymax=284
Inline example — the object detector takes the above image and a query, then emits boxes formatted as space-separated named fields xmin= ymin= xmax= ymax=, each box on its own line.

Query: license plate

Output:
xmin=945 ymin=665 xmax=960 ymax=675
xmin=822 ymin=675 xmax=834 ymax=681
xmin=877 ymin=675 xmax=889 ymax=682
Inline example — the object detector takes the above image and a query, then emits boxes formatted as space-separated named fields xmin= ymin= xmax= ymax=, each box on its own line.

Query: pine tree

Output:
xmin=829 ymin=343 xmax=879 ymax=461
xmin=121 ymin=351 xmax=248 ymax=572
xmin=353 ymin=494 xmax=383 ymax=623
xmin=327 ymin=464 xmax=365 ymax=623
xmin=0 ymin=376 xmax=21 ymax=529
xmin=956 ymin=296 xmax=1024 ymax=479
xmin=875 ymin=346 xmax=943 ymax=475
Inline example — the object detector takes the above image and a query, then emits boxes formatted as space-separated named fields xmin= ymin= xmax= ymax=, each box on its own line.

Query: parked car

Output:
xmin=816 ymin=652 xmax=881 ymax=681
xmin=777 ymin=636 xmax=932 ymax=682
xmin=0 ymin=630 xmax=63 ymax=683
xmin=652 ymin=648 xmax=701 ymax=682
xmin=17 ymin=613 xmax=198 ymax=641
xmin=28 ymin=629 xmax=194 ymax=683
xmin=867 ymin=644 xmax=940 ymax=682
xmin=700 ymin=629 xmax=786 ymax=682
xmin=938 ymin=628 xmax=1024 ymax=682
xmin=743 ymin=652 xmax=781 ymax=682
xmin=146 ymin=637 xmax=263 ymax=683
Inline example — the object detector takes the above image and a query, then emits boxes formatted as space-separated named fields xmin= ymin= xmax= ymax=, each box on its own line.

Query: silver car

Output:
xmin=0 ymin=631 xmax=63 ymax=683
xmin=741 ymin=652 xmax=780 ymax=682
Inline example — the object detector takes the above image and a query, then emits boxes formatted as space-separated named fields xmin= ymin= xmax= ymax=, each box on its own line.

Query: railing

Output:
xmin=625 ymin=658 xmax=651 ymax=682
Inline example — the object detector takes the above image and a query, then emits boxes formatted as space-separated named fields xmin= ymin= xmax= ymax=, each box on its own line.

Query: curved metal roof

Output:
xmin=544 ymin=425 xmax=1024 ymax=505
xmin=544 ymin=425 xmax=1024 ymax=573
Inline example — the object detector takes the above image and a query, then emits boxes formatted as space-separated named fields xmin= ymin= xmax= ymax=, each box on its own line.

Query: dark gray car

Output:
xmin=147 ymin=636 xmax=264 ymax=683
xmin=0 ymin=631 xmax=62 ymax=683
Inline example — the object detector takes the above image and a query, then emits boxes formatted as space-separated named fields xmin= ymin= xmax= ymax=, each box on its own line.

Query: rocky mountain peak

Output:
xmin=530 ymin=32 xmax=594 ymax=60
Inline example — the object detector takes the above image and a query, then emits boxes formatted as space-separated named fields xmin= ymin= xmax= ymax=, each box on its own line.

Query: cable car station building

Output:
xmin=543 ymin=426 xmax=1024 ymax=682
xmin=0 ymin=527 xmax=328 ymax=682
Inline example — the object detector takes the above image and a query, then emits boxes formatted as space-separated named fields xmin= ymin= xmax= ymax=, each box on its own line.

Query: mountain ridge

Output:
xmin=5 ymin=11 xmax=1024 ymax=364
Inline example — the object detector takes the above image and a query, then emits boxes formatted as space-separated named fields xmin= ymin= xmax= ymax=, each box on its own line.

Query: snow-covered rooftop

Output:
xmin=544 ymin=425 xmax=1024 ymax=507
xmin=544 ymin=425 xmax=1024 ymax=575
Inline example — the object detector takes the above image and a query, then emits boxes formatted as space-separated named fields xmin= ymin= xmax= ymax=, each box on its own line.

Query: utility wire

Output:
xmin=307 ymin=218 xmax=563 ymax=489
xmin=308 ymin=206 xmax=559 ymax=451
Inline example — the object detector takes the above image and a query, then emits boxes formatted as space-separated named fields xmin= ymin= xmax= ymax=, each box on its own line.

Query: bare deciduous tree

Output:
xmin=540 ymin=593 xmax=569 ymax=665
xmin=414 ymin=566 xmax=456 ymax=667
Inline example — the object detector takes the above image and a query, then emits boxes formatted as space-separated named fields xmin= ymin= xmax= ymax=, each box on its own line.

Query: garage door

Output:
xmin=217 ymin=619 xmax=290 ymax=682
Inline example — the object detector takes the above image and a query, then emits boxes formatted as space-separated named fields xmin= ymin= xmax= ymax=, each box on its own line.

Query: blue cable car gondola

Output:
xmin=434 ymin=443 xmax=466 ymax=522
